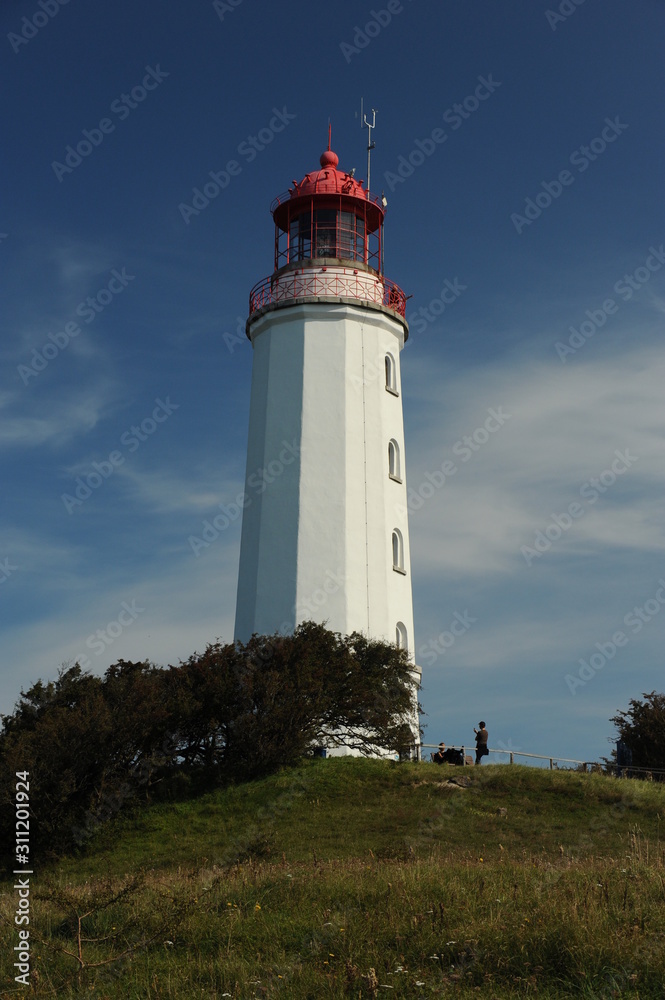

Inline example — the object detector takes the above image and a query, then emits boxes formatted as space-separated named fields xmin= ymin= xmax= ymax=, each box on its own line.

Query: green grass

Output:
xmin=2 ymin=760 xmax=665 ymax=998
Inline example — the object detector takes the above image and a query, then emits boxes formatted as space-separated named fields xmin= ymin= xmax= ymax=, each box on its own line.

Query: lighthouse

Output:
xmin=234 ymin=135 xmax=420 ymax=752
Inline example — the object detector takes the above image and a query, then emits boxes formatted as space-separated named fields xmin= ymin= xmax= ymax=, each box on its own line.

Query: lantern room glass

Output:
xmin=275 ymin=202 xmax=382 ymax=272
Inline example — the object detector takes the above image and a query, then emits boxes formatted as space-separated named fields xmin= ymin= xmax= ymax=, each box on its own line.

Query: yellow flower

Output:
xmin=255 ymin=903 xmax=261 ymax=910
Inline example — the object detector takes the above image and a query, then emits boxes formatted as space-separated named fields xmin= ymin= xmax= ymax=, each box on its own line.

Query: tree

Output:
xmin=609 ymin=691 xmax=665 ymax=772
xmin=0 ymin=624 xmax=421 ymax=859
xmin=0 ymin=664 xmax=112 ymax=858
xmin=169 ymin=622 xmax=420 ymax=780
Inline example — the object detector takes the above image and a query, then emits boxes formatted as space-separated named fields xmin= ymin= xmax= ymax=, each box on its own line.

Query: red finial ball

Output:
xmin=320 ymin=148 xmax=339 ymax=168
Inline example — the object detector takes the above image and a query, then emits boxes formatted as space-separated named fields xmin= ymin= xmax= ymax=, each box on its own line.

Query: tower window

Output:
xmin=392 ymin=529 xmax=405 ymax=574
xmin=385 ymin=353 xmax=398 ymax=395
xmin=396 ymin=621 xmax=408 ymax=650
xmin=388 ymin=439 xmax=401 ymax=482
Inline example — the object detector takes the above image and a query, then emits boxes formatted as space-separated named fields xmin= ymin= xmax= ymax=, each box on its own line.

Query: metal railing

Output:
xmin=270 ymin=187 xmax=385 ymax=214
xmin=419 ymin=743 xmax=665 ymax=778
xmin=248 ymin=269 xmax=407 ymax=318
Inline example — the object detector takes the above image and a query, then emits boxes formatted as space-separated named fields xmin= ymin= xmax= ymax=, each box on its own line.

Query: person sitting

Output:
xmin=432 ymin=742 xmax=464 ymax=765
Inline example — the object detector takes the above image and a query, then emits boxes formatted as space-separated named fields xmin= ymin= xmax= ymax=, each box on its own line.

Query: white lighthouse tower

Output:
xmin=234 ymin=135 xmax=420 ymax=751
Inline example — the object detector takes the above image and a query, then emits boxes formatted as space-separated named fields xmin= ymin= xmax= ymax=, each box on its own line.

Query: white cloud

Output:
xmin=0 ymin=387 xmax=114 ymax=448
xmin=406 ymin=345 xmax=665 ymax=579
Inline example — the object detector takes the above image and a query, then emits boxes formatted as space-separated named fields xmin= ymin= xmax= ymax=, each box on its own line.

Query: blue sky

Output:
xmin=2 ymin=0 xmax=663 ymax=765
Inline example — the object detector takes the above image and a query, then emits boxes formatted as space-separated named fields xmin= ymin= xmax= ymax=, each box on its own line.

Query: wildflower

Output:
xmin=255 ymin=903 xmax=261 ymax=910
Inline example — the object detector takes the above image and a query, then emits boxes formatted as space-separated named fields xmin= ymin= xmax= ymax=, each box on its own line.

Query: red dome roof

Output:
xmin=290 ymin=148 xmax=367 ymax=200
xmin=271 ymin=146 xmax=384 ymax=233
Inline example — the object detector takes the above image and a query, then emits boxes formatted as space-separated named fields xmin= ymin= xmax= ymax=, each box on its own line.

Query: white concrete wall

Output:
xmin=234 ymin=300 xmax=415 ymax=666
xmin=234 ymin=314 xmax=304 ymax=639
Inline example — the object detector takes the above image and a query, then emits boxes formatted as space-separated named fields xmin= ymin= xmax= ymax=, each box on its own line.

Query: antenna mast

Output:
xmin=360 ymin=98 xmax=377 ymax=198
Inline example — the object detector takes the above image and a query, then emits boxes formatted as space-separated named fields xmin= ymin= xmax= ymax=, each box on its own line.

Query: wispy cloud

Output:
xmin=406 ymin=344 xmax=665 ymax=579
xmin=0 ymin=385 xmax=115 ymax=448
xmin=0 ymin=542 xmax=239 ymax=711
xmin=111 ymin=462 xmax=245 ymax=516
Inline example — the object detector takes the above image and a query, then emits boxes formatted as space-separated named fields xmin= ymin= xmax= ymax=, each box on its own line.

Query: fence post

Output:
xmin=549 ymin=758 xmax=554 ymax=770
xmin=510 ymin=752 xmax=514 ymax=765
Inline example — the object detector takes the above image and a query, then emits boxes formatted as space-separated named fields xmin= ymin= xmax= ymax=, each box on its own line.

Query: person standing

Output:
xmin=474 ymin=721 xmax=489 ymax=765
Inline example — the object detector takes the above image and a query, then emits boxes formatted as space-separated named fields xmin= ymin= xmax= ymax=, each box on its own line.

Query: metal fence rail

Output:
xmin=419 ymin=743 xmax=665 ymax=778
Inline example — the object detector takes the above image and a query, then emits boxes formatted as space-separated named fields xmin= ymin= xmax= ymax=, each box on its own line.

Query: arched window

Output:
xmin=388 ymin=439 xmax=401 ymax=481
xmin=385 ymin=353 xmax=398 ymax=394
xmin=396 ymin=621 xmax=408 ymax=650
xmin=392 ymin=529 xmax=405 ymax=573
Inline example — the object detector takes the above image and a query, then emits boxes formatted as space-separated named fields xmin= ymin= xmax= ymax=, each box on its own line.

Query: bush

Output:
xmin=609 ymin=691 xmax=665 ymax=773
xmin=0 ymin=624 xmax=420 ymax=859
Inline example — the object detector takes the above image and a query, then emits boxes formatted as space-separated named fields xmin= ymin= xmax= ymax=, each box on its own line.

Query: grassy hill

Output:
xmin=2 ymin=759 xmax=665 ymax=998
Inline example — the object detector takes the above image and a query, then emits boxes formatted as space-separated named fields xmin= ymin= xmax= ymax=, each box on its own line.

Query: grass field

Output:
xmin=1 ymin=759 xmax=665 ymax=998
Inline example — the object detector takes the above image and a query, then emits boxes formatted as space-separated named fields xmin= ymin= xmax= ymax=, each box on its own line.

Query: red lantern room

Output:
xmin=248 ymin=136 xmax=407 ymax=329
xmin=271 ymin=146 xmax=384 ymax=270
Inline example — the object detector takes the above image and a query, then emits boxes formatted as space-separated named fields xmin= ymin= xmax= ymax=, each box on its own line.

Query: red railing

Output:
xmin=270 ymin=188 xmax=384 ymax=214
xmin=248 ymin=268 xmax=407 ymax=318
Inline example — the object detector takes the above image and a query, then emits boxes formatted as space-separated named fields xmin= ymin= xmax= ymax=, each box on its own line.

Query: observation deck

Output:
xmin=248 ymin=262 xmax=407 ymax=321
xmin=247 ymin=141 xmax=408 ymax=332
